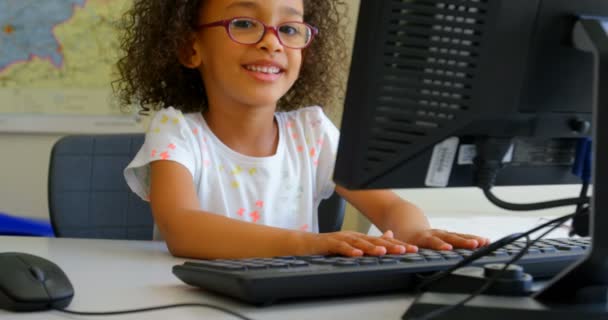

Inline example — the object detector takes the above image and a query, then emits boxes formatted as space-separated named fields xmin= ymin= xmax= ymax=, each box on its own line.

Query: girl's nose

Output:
xmin=256 ymin=28 xmax=284 ymax=53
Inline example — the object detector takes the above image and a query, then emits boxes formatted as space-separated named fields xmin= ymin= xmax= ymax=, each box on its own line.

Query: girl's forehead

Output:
xmin=201 ymin=0 xmax=305 ymax=19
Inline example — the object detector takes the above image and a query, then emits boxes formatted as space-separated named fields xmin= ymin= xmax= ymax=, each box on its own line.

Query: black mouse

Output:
xmin=0 ymin=252 xmax=74 ymax=311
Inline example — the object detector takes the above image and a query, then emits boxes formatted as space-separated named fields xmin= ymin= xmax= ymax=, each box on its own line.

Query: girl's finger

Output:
xmin=366 ymin=238 xmax=406 ymax=254
xmin=366 ymin=236 xmax=417 ymax=254
xmin=436 ymin=233 xmax=479 ymax=249
xmin=381 ymin=230 xmax=394 ymax=239
xmin=418 ymin=236 xmax=453 ymax=251
xmin=345 ymin=236 xmax=387 ymax=256
xmin=330 ymin=239 xmax=364 ymax=257
xmin=451 ymin=232 xmax=491 ymax=247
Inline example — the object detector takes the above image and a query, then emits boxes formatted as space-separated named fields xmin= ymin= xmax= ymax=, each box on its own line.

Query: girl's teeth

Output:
xmin=246 ymin=65 xmax=281 ymax=74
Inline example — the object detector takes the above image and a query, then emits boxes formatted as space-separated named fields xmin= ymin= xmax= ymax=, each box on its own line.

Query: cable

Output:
xmin=54 ymin=303 xmax=255 ymax=320
xmin=570 ymin=182 xmax=591 ymax=236
xmin=410 ymin=177 xmax=590 ymax=320
xmin=413 ymin=217 xmax=569 ymax=320
xmin=415 ymin=212 xmax=574 ymax=289
xmin=482 ymin=188 xmax=590 ymax=211
xmin=473 ymin=137 xmax=591 ymax=211
xmin=570 ymin=137 xmax=592 ymax=236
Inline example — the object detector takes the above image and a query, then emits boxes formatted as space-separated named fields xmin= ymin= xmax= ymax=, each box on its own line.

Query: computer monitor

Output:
xmin=335 ymin=0 xmax=599 ymax=190
xmin=335 ymin=0 xmax=608 ymax=317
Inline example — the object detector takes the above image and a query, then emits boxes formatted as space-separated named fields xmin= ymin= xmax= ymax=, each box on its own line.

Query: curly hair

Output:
xmin=114 ymin=0 xmax=349 ymax=115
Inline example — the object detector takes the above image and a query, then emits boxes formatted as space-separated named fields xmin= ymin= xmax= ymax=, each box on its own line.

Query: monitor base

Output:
xmin=402 ymin=292 xmax=608 ymax=320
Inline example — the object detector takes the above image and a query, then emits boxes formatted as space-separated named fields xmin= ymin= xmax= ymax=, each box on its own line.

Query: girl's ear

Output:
xmin=178 ymin=36 xmax=204 ymax=69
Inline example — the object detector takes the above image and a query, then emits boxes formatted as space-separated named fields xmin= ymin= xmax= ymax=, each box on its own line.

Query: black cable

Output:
xmin=482 ymin=187 xmax=590 ymax=211
xmin=473 ymin=137 xmax=590 ymax=211
xmin=576 ymin=182 xmax=590 ymax=213
xmin=415 ymin=212 xmax=575 ymax=289
xmin=570 ymin=181 xmax=591 ymax=236
xmin=412 ymin=215 xmax=569 ymax=320
xmin=410 ymin=177 xmax=589 ymax=320
xmin=54 ymin=303 xmax=255 ymax=319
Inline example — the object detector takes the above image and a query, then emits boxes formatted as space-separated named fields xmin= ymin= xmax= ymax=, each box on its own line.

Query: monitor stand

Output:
xmin=403 ymin=16 xmax=608 ymax=320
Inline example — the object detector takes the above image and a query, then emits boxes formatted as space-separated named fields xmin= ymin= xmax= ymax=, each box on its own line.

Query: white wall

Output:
xmin=0 ymin=134 xmax=62 ymax=219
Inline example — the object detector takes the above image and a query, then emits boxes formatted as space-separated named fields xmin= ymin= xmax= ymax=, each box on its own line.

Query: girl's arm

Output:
xmin=150 ymin=161 xmax=415 ymax=259
xmin=335 ymin=185 xmax=490 ymax=250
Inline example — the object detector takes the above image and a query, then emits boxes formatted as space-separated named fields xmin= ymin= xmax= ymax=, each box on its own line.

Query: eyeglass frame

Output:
xmin=197 ymin=16 xmax=319 ymax=49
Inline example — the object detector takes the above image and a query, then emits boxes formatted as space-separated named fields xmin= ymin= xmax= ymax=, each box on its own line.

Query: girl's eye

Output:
xmin=279 ymin=24 xmax=301 ymax=36
xmin=231 ymin=19 xmax=257 ymax=29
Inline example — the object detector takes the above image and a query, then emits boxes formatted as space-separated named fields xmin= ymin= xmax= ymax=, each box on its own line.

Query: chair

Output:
xmin=48 ymin=134 xmax=153 ymax=240
xmin=318 ymin=192 xmax=346 ymax=233
xmin=49 ymin=134 xmax=346 ymax=240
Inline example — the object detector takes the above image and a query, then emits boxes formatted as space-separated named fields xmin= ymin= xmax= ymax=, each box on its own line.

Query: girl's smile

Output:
xmin=242 ymin=59 xmax=286 ymax=82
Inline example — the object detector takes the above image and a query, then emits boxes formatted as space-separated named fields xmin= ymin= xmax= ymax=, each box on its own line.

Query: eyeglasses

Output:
xmin=198 ymin=17 xmax=318 ymax=49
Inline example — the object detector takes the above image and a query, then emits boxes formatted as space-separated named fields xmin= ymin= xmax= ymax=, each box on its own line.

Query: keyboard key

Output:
xmin=401 ymin=256 xmax=425 ymax=263
xmin=556 ymin=245 xmax=584 ymax=251
xmin=441 ymin=254 xmax=463 ymax=260
xmin=358 ymin=258 xmax=379 ymax=265
xmin=540 ymin=247 xmax=558 ymax=254
xmin=267 ymin=262 xmax=289 ymax=268
xmin=298 ymin=255 xmax=326 ymax=261
xmin=309 ymin=258 xmax=334 ymax=265
xmin=379 ymin=258 xmax=398 ymax=264
xmin=489 ymin=251 xmax=509 ymax=257
xmin=287 ymin=261 xmax=310 ymax=267
xmin=334 ymin=261 xmax=358 ymax=267
xmin=243 ymin=263 xmax=267 ymax=270
xmin=424 ymin=255 xmax=444 ymax=261
xmin=274 ymin=256 xmax=296 ymax=260
xmin=385 ymin=254 xmax=408 ymax=259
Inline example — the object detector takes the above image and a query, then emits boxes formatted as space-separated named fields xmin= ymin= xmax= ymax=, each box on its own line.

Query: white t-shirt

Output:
xmin=124 ymin=106 xmax=340 ymax=238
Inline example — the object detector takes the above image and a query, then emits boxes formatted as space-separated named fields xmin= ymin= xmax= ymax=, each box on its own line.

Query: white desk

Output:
xmin=369 ymin=213 xmax=572 ymax=240
xmin=0 ymin=236 xmax=414 ymax=320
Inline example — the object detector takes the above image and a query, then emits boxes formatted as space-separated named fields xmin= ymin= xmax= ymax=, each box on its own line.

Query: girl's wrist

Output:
xmin=289 ymin=230 xmax=320 ymax=256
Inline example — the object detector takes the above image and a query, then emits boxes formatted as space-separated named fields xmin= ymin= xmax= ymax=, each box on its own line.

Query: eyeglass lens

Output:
xmin=228 ymin=18 xmax=312 ymax=48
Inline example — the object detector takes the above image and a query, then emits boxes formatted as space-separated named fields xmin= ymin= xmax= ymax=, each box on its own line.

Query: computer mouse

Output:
xmin=0 ymin=252 xmax=74 ymax=311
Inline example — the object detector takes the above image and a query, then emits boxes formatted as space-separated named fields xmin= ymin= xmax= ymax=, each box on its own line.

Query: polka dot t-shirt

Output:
xmin=124 ymin=106 xmax=339 ymax=238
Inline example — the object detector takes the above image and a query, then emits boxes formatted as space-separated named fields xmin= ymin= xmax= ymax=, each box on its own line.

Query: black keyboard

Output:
xmin=172 ymin=237 xmax=589 ymax=305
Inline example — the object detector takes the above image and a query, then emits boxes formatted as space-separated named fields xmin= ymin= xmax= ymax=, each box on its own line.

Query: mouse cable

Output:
xmin=55 ymin=303 xmax=254 ymax=320
xmin=411 ymin=213 xmax=569 ymax=320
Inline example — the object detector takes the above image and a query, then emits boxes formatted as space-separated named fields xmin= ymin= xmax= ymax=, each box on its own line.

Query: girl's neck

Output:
xmin=203 ymin=104 xmax=279 ymax=158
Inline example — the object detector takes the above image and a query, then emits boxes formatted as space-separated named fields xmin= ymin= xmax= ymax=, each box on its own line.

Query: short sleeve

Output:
xmin=124 ymin=107 xmax=198 ymax=201
xmin=313 ymin=108 xmax=340 ymax=201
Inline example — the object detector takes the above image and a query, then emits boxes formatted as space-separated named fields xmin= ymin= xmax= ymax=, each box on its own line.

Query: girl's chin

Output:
xmin=240 ymin=91 xmax=287 ymax=106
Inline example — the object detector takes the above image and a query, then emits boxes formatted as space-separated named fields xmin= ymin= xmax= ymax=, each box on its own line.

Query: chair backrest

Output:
xmin=318 ymin=192 xmax=346 ymax=233
xmin=49 ymin=134 xmax=346 ymax=240
xmin=48 ymin=134 xmax=154 ymax=240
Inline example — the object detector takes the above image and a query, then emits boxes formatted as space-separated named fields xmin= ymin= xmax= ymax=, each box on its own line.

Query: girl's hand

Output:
xmin=307 ymin=231 xmax=419 ymax=257
xmin=402 ymin=229 xmax=491 ymax=251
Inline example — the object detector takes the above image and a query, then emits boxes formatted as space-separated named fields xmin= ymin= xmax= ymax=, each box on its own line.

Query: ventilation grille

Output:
xmin=365 ymin=0 xmax=489 ymax=171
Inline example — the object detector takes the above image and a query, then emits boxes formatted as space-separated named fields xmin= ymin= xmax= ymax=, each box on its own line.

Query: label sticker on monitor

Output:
xmin=425 ymin=137 xmax=459 ymax=187
xmin=457 ymin=144 xmax=514 ymax=165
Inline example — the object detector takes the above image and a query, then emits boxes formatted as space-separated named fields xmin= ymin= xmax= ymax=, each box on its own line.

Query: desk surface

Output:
xmin=0 ymin=236 xmax=414 ymax=320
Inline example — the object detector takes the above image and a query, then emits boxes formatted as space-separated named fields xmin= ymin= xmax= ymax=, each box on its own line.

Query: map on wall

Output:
xmin=0 ymin=0 xmax=141 ymax=133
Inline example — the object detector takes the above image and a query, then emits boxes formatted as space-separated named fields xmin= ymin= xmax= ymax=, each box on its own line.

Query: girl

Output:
xmin=118 ymin=0 xmax=489 ymax=259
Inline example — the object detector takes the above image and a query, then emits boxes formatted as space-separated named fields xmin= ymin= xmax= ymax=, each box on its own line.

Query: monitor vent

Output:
xmin=365 ymin=0 xmax=488 ymax=172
